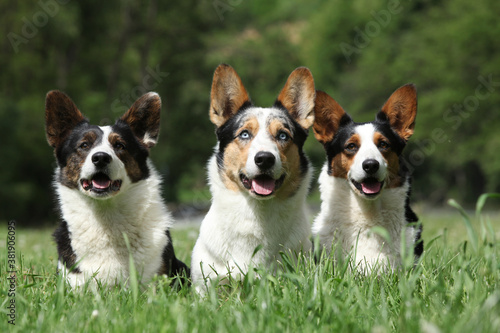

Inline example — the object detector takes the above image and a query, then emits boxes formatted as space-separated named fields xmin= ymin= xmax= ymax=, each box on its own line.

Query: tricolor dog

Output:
xmin=312 ymin=84 xmax=423 ymax=272
xmin=191 ymin=64 xmax=315 ymax=289
xmin=45 ymin=91 xmax=188 ymax=287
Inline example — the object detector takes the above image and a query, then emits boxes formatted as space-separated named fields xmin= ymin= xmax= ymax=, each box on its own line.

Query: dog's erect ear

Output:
xmin=209 ymin=64 xmax=251 ymax=127
xmin=45 ymin=90 xmax=87 ymax=149
xmin=377 ymin=84 xmax=417 ymax=141
xmin=313 ymin=90 xmax=350 ymax=145
xmin=120 ymin=92 xmax=161 ymax=148
xmin=276 ymin=67 xmax=316 ymax=129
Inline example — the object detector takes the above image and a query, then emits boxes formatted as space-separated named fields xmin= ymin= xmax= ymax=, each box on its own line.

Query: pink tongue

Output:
xmin=361 ymin=181 xmax=382 ymax=194
xmin=92 ymin=178 xmax=111 ymax=189
xmin=252 ymin=178 xmax=276 ymax=196
xmin=82 ymin=180 xmax=91 ymax=189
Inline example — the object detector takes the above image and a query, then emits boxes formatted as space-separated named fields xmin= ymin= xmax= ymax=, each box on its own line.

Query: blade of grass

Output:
xmin=448 ymin=199 xmax=478 ymax=252
xmin=122 ymin=233 xmax=139 ymax=304
xmin=475 ymin=193 xmax=500 ymax=217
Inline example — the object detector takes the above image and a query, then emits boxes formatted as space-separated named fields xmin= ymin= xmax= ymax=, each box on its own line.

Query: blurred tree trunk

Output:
xmin=57 ymin=43 xmax=78 ymax=90
xmin=107 ymin=0 xmax=132 ymax=100
xmin=140 ymin=0 xmax=157 ymax=79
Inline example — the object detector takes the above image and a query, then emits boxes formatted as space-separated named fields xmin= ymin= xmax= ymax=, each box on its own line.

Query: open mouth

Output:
xmin=351 ymin=178 xmax=383 ymax=196
xmin=240 ymin=173 xmax=285 ymax=197
xmin=81 ymin=172 xmax=122 ymax=194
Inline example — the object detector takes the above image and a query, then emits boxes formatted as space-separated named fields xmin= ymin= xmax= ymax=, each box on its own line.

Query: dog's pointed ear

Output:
xmin=45 ymin=90 xmax=87 ymax=149
xmin=376 ymin=84 xmax=417 ymax=141
xmin=209 ymin=64 xmax=251 ymax=127
xmin=275 ymin=67 xmax=316 ymax=129
xmin=313 ymin=90 xmax=350 ymax=145
xmin=120 ymin=92 xmax=161 ymax=148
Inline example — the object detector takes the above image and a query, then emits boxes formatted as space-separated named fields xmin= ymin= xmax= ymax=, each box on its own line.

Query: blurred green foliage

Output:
xmin=1 ymin=0 xmax=499 ymax=224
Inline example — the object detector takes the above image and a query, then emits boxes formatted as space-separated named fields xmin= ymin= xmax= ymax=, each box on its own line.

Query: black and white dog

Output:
xmin=312 ymin=84 xmax=423 ymax=272
xmin=45 ymin=90 xmax=188 ymax=287
xmin=191 ymin=64 xmax=316 ymax=289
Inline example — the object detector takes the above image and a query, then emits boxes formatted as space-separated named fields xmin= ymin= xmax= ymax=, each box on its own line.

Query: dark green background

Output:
xmin=2 ymin=0 xmax=499 ymax=224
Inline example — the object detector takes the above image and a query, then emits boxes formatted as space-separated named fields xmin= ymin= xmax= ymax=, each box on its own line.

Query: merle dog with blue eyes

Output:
xmin=191 ymin=64 xmax=316 ymax=292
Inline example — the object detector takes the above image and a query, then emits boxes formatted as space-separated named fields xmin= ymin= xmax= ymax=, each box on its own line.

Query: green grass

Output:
xmin=2 ymin=195 xmax=500 ymax=332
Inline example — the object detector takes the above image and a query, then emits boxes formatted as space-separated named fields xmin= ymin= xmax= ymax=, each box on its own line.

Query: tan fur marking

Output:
xmin=268 ymin=119 xmax=292 ymax=140
xmin=276 ymin=144 xmax=302 ymax=199
xmin=331 ymin=134 xmax=360 ymax=179
xmin=374 ymin=132 xmax=402 ymax=188
xmin=82 ymin=131 xmax=98 ymax=146
xmin=221 ymin=118 xmax=259 ymax=192
xmin=60 ymin=154 xmax=86 ymax=189
xmin=108 ymin=132 xmax=126 ymax=148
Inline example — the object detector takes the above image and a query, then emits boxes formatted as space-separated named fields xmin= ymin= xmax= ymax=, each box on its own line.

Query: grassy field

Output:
xmin=1 ymin=195 xmax=500 ymax=332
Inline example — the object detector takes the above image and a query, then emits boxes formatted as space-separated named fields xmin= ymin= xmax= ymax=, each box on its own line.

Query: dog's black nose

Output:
xmin=255 ymin=151 xmax=276 ymax=170
xmin=362 ymin=159 xmax=379 ymax=175
xmin=92 ymin=152 xmax=112 ymax=168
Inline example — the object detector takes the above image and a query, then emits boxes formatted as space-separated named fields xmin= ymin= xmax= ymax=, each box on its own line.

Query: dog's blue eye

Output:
xmin=278 ymin=132 xmax=289 ymax=141
xmin=239 ymin=130 xmax=250 ymax=140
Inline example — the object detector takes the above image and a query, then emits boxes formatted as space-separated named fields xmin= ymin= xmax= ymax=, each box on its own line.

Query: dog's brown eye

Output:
xmin=378 ymin=141 xmax=390 ymax=150
xmin=80 ymin=142 xmax=90 ymax=150
xmin=345 ymin=143 xmax=358 ymax=152
xmin=114 ymin=142 xmax=126 ymax=150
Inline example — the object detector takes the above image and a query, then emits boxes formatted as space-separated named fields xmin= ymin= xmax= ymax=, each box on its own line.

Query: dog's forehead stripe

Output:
xmin=355 ymin=123 xmax=376 ymax=145
xmin=100 ymin=126 xmax=113 ymax=146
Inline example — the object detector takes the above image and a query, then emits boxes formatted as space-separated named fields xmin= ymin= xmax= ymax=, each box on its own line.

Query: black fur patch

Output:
xmin=404 ymin=176 xmax=424 ymax=259
xmin=52 ymin=220 xmax=81 ymax=273
xmin=413 ymin=224 xmax=424 ymax=259
xmin=112 ymin=120 xmax=151 ymax=182
xmin=159 ymin=229 xmax=190 ymax=285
